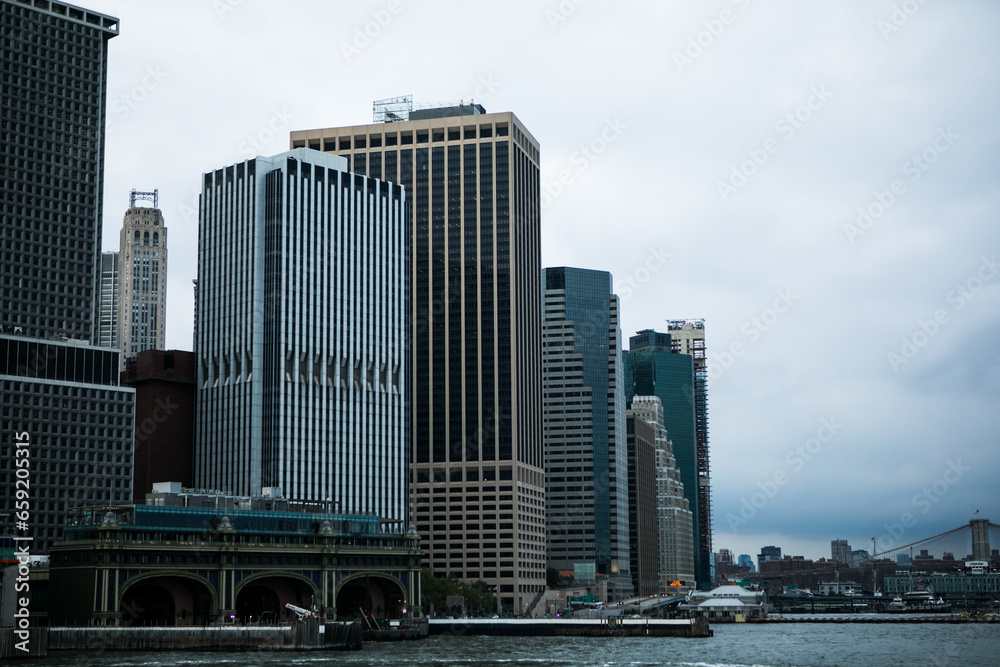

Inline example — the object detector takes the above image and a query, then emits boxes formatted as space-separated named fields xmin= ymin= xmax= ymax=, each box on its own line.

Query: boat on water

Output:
xmin=903 ymin=590 xmax=934 ymax=603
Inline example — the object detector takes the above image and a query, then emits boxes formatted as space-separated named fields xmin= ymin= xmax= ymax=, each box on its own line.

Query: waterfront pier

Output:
xmin=428 ymin=617 xmax=711 ymax=637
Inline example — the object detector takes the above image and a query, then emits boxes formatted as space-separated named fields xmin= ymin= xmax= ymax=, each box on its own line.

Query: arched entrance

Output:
xmin=120 ymin=575 xmax=213 ymax=626
xmin=234 ymin=575 xmax=318 ymax=624
xmin=336 ymin=575 xmax=406 ymax=620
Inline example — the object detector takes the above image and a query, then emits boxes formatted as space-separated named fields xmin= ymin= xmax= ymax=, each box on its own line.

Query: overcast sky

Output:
xmin=82 ymin=0 xmax=1000 ymax=563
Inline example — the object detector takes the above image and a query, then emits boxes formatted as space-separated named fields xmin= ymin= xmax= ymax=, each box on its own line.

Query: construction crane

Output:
xmin=284 ymin=603 xmax=314 ymax=620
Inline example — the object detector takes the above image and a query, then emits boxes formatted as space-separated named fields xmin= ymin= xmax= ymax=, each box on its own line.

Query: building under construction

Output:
xmin=666 ymin=320 xmax=712 ymax=587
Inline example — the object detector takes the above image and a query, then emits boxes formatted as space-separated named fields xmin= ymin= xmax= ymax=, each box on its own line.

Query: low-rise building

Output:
xmin=680 ymin=585 xmax=768 ymax=621
xmin=48 ymin=484 xmax=422 ymax=626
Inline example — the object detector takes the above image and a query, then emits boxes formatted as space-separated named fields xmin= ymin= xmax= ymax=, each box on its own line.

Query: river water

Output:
xmin=15 ymin=622 xmax=1000 ymax=666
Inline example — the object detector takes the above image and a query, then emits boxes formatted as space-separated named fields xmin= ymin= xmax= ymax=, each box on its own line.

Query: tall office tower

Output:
xmin=970 ymin=518 xmax=991 ymax=561
xmin=758 ymin=545 xmax=782 ymax=567
xmin=291 ymin=102 xmax=545 ymax=613
xmin=831 ymin=538 xmax=852 ymax=563
xmin=623 ymin=329 xmax=710 ymax=588
xmin=630 ymin=395 xmax=695 ymax=590
xmin=738 ymin=554 xmax=755 ymax=572
xmin=0 ymin=1 xmax=133 ymax=555
xmin=194 ymin=148 xmax=410 ymax=524
xmin=625 ymin=413 xmax=658 ymax=597
xmin=665 ymin=320 xmax=711 ymax=578
xmin=542 ymin=267 xmax=631 ymax=600
xmin=98 ymin=251 xmax=119 ymax=348
xmin=0 ymin=0 xmax=118 ymax=342
xmin=116 ymin=190 xmax=167 ymax=368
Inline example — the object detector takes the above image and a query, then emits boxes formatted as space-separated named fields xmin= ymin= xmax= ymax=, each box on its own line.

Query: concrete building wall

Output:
xmin=122 ymin=349 xmax=196 ymax=500
xmin=0 ymin=336 xmax=134 ymax=554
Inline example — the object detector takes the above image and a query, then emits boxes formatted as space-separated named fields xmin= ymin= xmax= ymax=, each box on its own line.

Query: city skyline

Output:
xmin=79 ymin=0 xmax=998 ymax=561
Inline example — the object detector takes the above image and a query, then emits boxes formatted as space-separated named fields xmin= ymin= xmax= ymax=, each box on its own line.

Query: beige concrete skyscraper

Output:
xmin=116 ymin=190 xmax=167 ymax=367
xmin=291 ymin=101 xmax=545 ymax=614
xmin=630 ymin=395 xmax=696 ymax=590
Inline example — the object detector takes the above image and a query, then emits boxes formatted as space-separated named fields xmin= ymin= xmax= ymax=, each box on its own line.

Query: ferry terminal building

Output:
xmin=47 ymin=484 xmax=422 ymax=626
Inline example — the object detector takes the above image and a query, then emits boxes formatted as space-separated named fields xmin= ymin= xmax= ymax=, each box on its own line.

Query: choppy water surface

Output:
xmin=14 ymin=622 xmax=1000 ymax=666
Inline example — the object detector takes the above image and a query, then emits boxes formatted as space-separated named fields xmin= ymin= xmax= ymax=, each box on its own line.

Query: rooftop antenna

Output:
xmin=373 ymin=95 xmax=413 ymax=123
xmin=129 ymin=189 xmax=158 ymax=208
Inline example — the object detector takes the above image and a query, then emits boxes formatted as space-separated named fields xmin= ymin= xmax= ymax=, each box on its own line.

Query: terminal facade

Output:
xmin=48 ymin=485 xmax=422 ymax=626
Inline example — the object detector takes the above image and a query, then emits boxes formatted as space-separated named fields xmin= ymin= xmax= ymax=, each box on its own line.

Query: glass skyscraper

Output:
xmin=194 ymin=148 xmax=410 ymax=525
xmin=542 ymin=267 xmax=632 ymax=600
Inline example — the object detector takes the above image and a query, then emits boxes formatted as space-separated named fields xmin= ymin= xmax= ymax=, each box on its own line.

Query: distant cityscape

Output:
xmin=1 ymin=0 xmax=998 ymax=635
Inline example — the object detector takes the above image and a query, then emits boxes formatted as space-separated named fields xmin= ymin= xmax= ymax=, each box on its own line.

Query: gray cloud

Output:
xmin=85 ymin=0 xmax=1000 ymax=560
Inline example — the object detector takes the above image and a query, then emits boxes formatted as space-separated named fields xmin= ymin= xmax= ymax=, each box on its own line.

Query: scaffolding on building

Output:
xmin=666 ymin=319 xmax=712 ymax=568
xmin=129 ymin=189 xmax=158 ymax=208
xmin=373 ymin=95 xmax=413 ymax=123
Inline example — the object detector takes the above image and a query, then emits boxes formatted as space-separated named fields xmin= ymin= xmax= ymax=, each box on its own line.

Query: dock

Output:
xmin=44 ymin=621 xmax=363 ymax=652
xmin=428 ymin=617 xmax=711 ymax=637
xmin=754 ymin=615 xmax=1000 ymax=624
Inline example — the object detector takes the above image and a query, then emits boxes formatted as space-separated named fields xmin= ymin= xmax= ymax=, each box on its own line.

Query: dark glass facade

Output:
xmin=542 ymin=267 xmax=631 ymax=599
xmin=0 ymin=0 xmax=118 ymax=341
